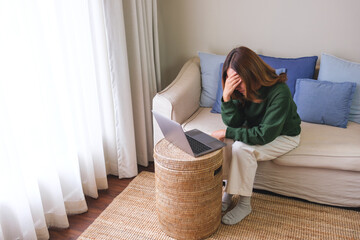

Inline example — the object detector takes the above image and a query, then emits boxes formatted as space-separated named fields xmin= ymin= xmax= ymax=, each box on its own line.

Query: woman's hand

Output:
xmin=211 ymin=129 xmax=226 ymax=142
xmin=223 ymin=69 xmax=242 ymax=102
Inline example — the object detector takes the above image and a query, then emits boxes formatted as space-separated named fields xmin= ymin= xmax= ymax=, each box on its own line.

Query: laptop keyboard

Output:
xmin=186 ymin=135 xmax=211 ymax=154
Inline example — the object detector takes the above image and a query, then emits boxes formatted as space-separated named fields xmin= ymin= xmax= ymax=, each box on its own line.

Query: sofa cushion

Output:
xmin=182 ymin=108 xmax=360 ymax=171
xmin=318 ymin=53 xmax=360 ymax=124
xmin=183 ymin=108 xmax=226 ymax=134
xmin=275 ymin=121 xmax=360 ymax=171
xmin=259 ymin=55 xmax=318 ymax=97
xmin=294 ymin=78 xmax=356 ymax=128
xmin=198 ymin=52 xmax=226 ymax=107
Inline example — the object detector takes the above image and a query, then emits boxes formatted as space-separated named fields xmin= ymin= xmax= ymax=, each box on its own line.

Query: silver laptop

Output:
xmin=153 ymin=110 xmax=226 ymax=157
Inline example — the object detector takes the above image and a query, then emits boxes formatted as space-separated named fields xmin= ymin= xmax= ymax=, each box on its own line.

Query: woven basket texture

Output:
xmin=78 ymin=171 xmax=360 ymax=240
xmin=154 ymin=139 xmax=223 ymax=240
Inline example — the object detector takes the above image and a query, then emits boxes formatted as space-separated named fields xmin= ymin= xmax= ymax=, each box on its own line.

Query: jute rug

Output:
xmin=78 ymin=171 xmax=360 ymax=240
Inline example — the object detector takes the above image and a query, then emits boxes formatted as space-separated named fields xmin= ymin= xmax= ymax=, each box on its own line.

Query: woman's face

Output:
xmin=227 ymin=68 xmax=246 ymax=97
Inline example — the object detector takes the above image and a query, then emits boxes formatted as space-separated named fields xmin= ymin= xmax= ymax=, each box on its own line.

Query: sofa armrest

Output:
xmin=152 ymin=57 xmax=201 ymax=145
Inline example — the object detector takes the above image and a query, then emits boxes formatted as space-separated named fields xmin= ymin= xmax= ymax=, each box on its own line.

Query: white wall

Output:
xmin=157 ymin=0 xmax=360 ymax=88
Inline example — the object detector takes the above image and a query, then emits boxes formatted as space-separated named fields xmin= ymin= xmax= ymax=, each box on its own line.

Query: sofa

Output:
xmin=152 ymin=53 xmax=360 ymax=208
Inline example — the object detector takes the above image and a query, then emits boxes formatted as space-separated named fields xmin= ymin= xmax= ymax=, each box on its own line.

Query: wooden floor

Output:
xmin=48 ymin=163 xmax=155 ymax=240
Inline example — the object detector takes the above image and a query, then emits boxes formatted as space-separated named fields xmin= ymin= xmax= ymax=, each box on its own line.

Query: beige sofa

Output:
xmin=152 ymin=57 xmax=360 ymax=207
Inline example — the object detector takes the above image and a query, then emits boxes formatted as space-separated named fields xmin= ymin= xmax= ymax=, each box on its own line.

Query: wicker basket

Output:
xmin=154 ymin=138 xmax=223 ymax=240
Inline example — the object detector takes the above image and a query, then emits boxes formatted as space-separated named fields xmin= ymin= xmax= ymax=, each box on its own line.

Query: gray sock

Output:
xmin=222 ymin=192 xmax=233 ymax=212
xmin=222 ymin=196 xmax=252 ymax=225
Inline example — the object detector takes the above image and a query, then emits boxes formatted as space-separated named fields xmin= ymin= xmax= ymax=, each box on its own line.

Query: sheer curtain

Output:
xmin=0 ymin=0 xmax=160 ymax=239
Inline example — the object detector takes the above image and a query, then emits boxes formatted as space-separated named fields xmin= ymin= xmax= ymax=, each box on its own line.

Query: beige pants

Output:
xmin=223 ymin=135 xmax=300 ymax=196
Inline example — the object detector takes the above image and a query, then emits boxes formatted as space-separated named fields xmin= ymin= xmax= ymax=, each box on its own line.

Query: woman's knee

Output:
xmin=232 ymin=141 xmax=255 ymax=155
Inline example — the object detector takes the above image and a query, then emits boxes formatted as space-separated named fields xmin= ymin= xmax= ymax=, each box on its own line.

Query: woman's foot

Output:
xmin=222 ymin=196 xmax=251 ymax=225
xmin=222 ymin=192 xmax=233 ymax=211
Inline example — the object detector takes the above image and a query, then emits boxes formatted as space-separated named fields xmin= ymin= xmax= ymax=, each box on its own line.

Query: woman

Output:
xmin=211 ymin=46 xmax=301 ymax=225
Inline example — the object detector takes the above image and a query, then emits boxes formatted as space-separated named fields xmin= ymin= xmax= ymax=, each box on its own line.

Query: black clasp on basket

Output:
xmin=214 ymin=166 xmax=222 ymax=176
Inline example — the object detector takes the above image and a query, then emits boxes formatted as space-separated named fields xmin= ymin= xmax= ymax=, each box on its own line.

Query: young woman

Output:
xmin=211 ymin=46 xmax=301 ymax=225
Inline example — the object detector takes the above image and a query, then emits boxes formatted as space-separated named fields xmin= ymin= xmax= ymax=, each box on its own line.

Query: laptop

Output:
xmin=152 ymin=110 xmax=226 ymax=157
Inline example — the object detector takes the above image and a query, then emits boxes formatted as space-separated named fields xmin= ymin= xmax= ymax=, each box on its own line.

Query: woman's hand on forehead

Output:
xmin=223 ymin=68 xmax=242 ymax=102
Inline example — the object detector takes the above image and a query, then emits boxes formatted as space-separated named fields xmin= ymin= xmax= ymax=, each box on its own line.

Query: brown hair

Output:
xmin=222 ymin=46 xmax=287 ymax=102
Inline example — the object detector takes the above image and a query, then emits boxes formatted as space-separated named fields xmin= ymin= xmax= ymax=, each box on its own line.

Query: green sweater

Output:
xmin=221 ymin=82 xmax=301 ymax=145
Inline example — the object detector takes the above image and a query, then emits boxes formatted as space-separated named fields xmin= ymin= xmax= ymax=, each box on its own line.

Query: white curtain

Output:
xmin=0 ymin=0 xmax=160 ymax=239
xmin=104 ymin=0 xmax=161 ymax=168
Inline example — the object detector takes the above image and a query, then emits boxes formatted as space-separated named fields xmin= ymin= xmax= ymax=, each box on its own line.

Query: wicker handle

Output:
xmin=214 ymin=166 xmax=222 ymax=176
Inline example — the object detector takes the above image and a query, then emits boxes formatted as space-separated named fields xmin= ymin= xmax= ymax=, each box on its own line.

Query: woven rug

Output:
xmin=78 ymin=171 xmax=360 ymax=240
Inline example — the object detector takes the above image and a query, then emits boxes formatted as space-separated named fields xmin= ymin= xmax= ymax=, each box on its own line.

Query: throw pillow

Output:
xmin=211 ymin=66 xmax=287 ymax=114
xmin=210 ymin=63 xmax=224 ymax=114
xmin=198 ymin=52 xmax=226 ymax=107
xmin=293 ymin=78 xmax=356 ymax=128
xmin=259 ymin=55 xmax=318 ymax=97
xmin=318 ymin=53 xmax=360 ymax=124
xmin=275 ymin=68 xmax=287 ymax=75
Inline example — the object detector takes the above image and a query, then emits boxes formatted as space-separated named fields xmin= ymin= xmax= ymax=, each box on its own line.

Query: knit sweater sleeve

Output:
xmin=221 ymin=99 xmax=246 ymax=128
xmin=225 ymin=91 xmax=291 ymax=145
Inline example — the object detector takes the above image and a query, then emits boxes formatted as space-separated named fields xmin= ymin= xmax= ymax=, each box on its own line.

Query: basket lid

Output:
xmin=154 ymin=138 xmax=222 ymax=171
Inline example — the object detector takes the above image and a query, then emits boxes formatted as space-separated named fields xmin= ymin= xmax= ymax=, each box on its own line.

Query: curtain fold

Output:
xmin=0 ymin=0 xmax=160 ymax=239
xmin=103 ymin=0 xmax=139 ymax=179
xmin=121 ymin=0 xmax=161 ymax=167
xmin=88 ymin=0 xmax=119 ymax=177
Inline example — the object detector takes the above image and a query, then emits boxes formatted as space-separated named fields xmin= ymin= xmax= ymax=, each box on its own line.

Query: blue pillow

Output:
xmin=211 ymin=66 xmax=287 ymax=114
xmin=318 ymin=53 xmax=360 ymax=124
xmin=275 ymin=68 xmax=287 ymax=75
xmin=259 ymin=55 xmax=318 ymax=97
xmin=293 ymin=78 xmax=356 ymax=128
xmin=198 ymin=52 xmax=226 ymax=107
xmin=211 ymin=63 xmax=224 ymax=113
